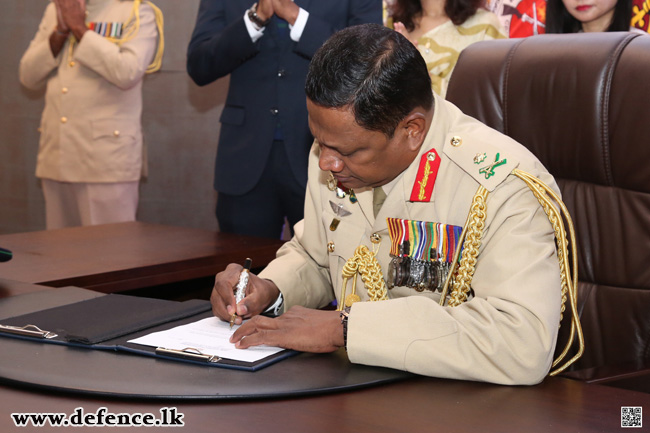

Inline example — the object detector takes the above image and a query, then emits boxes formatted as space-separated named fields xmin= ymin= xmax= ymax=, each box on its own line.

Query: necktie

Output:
xmin=373 ymin=187 xmax=386 ymax=218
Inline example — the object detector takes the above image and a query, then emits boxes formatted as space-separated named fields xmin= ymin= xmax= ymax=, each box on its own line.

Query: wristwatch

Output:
xmin=340 ymin=307 xmax=351 ymax=350
xmin=248 ymin=3 xmax=271 ymax=29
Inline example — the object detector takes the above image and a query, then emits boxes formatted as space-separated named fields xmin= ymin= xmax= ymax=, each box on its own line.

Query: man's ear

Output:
xmin=401 ymin=110 xmax=428 ymax=151
xmin=400 ymin=108 xmax=428 ymax=146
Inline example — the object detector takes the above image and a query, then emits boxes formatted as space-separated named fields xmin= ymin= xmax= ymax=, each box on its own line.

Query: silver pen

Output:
xmin=230 ymin=258 xmax=252 ymax=329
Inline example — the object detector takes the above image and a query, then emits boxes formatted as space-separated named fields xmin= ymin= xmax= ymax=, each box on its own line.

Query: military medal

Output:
xmin=409 ymin=260 xmax=426 ymax=291
xmin=386 ymin=217 xmax=463 ymax=293
xmin=329 ymin=201 xmax=351 ymax=231
xmin=387 ymin=218 xmax=409 ymax=289
xmin=88 ymin=21 xmax=124 ymax=38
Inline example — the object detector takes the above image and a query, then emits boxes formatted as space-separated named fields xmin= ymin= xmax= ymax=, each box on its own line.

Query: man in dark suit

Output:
xmin=187 ymin=0 xmax=382 ymax=238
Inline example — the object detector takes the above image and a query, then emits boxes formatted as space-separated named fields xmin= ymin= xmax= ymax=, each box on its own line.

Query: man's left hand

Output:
xmin=230 ymin=306 xmax=344 ymax=353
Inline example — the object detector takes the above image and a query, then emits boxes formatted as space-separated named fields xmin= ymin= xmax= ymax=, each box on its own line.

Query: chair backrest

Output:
xmin=446 ymin=33 xmax=650 ymax=372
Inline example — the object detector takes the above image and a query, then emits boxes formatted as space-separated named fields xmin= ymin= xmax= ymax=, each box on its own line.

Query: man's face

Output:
xmin=307 ymin=100 xmax=414 ymax=190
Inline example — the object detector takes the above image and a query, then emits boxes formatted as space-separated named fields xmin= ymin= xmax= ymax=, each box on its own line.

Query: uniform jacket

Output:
xmin=186 ymin=0 xmax=382 ymax=195
xmin=19 ymin=0 xmax=158 ymax=183
xmin=260 ymin=94 xmax=563 ymax=385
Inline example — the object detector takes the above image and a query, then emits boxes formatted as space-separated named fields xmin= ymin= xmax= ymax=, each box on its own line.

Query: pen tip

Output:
xmin=243 ymin=258 xmax=252 ymax=270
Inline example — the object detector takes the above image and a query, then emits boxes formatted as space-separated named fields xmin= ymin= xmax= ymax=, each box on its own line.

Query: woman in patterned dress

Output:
xmin=389 ymin=0 xmax=507 ymax=97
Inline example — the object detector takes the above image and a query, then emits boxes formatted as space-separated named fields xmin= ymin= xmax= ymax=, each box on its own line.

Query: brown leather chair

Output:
xmin=446 ymin=32 xmax=650 ymax=384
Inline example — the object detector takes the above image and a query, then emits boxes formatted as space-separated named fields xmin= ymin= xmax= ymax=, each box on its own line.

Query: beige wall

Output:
xmin=0 ymin=0 xmax=227 ymax=234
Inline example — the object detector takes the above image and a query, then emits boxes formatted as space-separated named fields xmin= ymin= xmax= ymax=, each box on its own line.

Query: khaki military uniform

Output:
xmin=19 ymin=0 xmax=158 ymax=184
xmin=260 ymin=94 xmax=563 ymax=385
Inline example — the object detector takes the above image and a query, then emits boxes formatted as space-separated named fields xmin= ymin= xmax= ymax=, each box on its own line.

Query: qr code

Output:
xmin=621 ymin=407 xmax=642 ymax=428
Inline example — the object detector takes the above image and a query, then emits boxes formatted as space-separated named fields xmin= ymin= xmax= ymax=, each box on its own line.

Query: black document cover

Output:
xmin=0 ymin=294 xmax=294 ymax=371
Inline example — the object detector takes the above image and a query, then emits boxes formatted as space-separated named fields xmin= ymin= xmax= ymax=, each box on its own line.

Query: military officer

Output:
xmin=210 ymin=24 xmax=581 ymax=385
xmin=19 ymin=0 xmax=163 ymax=229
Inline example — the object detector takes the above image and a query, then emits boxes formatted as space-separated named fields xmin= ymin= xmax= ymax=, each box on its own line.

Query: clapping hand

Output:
xmin=394 ymin=21 xmax=418 ymax=47
xmin=256 ymin=0 xmax=300 ymax=25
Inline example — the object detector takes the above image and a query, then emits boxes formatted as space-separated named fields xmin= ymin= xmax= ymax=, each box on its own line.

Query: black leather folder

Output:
xmin=0 ymin=294 xmax=294 ymax=371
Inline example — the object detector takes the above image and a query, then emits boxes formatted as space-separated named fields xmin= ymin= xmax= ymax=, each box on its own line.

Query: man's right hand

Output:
xmin=256 ymin=0 xmax=274 ymax=23
xmin=210 ymin=263 xmax=280 ymax=326
xmin=53 ymin=0 xmax=87 ymax=40
xmin=53 ymin=0 xmax=70 ymax=34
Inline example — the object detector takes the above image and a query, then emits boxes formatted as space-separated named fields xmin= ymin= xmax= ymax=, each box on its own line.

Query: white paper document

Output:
xmin=128 ymin=317 xmax=284 ymax=363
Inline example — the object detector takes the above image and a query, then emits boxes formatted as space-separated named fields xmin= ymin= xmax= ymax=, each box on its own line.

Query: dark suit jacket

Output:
xmin=187 ymin=0 xmax=382 ymax=195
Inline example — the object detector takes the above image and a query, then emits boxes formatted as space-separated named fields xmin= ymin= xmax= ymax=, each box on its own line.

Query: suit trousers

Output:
xmin=42 ymin=179 xmax=139 ymax=230
xmin=216 ymin=140 xmax=306 ymax=239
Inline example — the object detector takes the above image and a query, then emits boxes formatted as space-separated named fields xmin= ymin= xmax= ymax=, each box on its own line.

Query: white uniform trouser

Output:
xmin=42 ymin=179 xmax=139 ymax=230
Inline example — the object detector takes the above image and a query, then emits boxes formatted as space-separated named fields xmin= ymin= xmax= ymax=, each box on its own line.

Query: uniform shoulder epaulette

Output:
xmin=438 ymin=131 xmax=584 ymax=375
xmin=442 ymin=132 xmax=520 ymax=192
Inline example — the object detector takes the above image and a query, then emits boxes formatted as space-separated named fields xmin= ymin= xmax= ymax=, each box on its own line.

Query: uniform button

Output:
xmin=270 ymin=108 xmax=279 ymax=116
xmin=69 ymin=61 xmax=75 ymax=67
xmin=370 ymin=233 xmax=381 ymax=244
xmin=113 ymin=130 xmax=120 ymax=137
xmin=327 ymin=242 xmax=335 ymax=253
xmin=450 ymin=136 xmax=462 ymax=147
xmin=277 ymin=69 xmax=286 ymax=77
xmin=60 ymin=116 xmax=68 ymax=124
xmin=62 ymin=87 xmax=69 ymax=94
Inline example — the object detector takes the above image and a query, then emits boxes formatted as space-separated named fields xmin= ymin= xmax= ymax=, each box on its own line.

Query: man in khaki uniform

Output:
xmin=19 ymin=0 xmax=161 ymax=229
xmin=211 ymin=24 xmax=576 ymax=385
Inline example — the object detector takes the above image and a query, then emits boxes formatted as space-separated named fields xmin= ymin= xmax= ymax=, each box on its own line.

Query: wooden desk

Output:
xmin=1 ymin=376 xmax=648 ymax=432
xmin=0 ymin=278 xmax=54 ymax=299
xmin=1 ymin=287 xmax=648 ymax=431
xmin=0 ymin=285 xmax=648 ymax=431
xmin=0 ymin=222 xmax=283 ymax=294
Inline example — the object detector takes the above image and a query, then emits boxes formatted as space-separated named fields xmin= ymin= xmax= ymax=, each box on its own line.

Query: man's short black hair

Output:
xmin=305 ymin=23 xmax=434 ymax=137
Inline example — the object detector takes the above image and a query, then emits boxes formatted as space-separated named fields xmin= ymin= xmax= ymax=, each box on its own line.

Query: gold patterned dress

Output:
xmin=417 ymin=9 xmax=506 ymax=97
